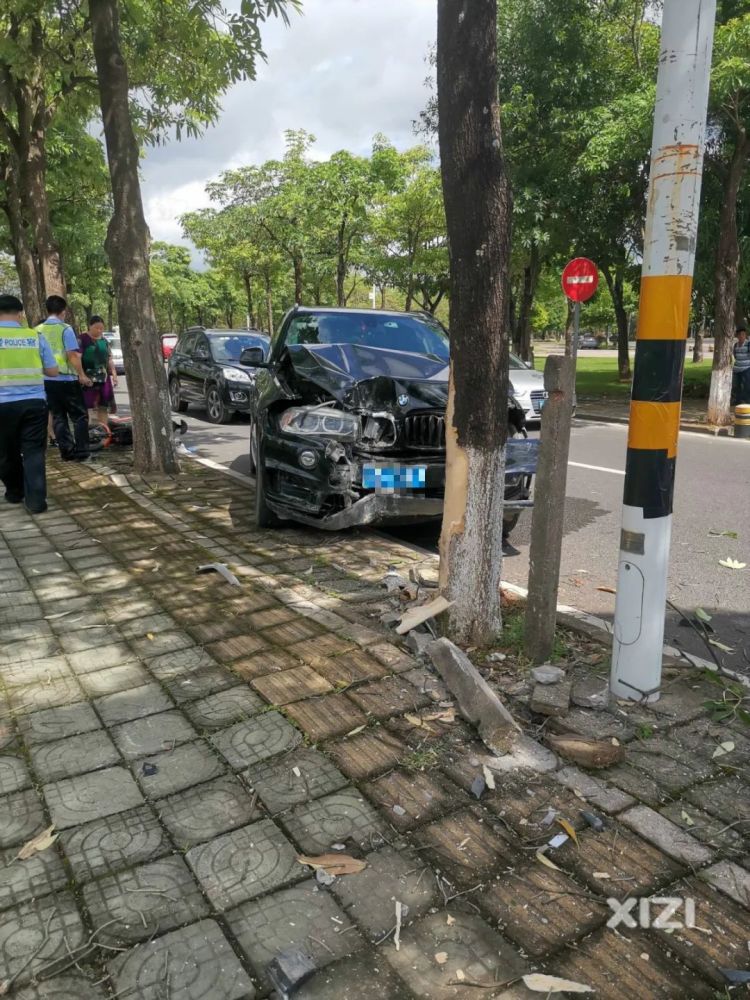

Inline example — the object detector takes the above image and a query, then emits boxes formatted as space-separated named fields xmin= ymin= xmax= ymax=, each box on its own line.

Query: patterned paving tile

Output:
xmin=0 ymin=789 xmax=46 ymax=848
xmin=133 ymin=740 xmax=225 ymax=799
xmin=234 ymin=648 xmax=301 ymax=681
xmin=0 ymin=843 xmax=69 ymax=912
xmin=0 ymin=655 xmax=71 ymax=688
xmin=30 ymin=730 xmax=120 ymax=783
xmin=111 ymin=710 xmax=198 ymax=760
xmin=293 ymin=952 xmax=408 ymax=999
xmin=0 ymin=892 xmax=85 ymax=987
xmin=251 ymin=665 xmax=333 ymax=704
xmin=60 ymin=806 xmax=171 ymax=882
xmin=311 ymin=651 xmax=388 ymax=687
xmin=11 ymin=972 xmax=108 ymax=1000
xmin=186 ymin=819 xmax=303 ymax=911
xmin=7 ymin=677 xmax=84 ymax=715
xmin=182 ymin=686 xmax=264 ymax=730
xmin=16 ymin=702 xmax=101 ymax=745
xmin=43 ymin=766 xmax=144 ymax=830
xmin=131 ymin=629 xmax=195 ymax=660
xmin=206 ymin=634 xmax=268 ymax=662
xmin=245 ymin=748 xmax=348 ymax=815
xmin=109 ymin=919 xmax=254 ymax=1000
xmin=77 ymin=662 xmax=151 ymax=697
xmin=94 ymin=683 xmax=174 ymax=727
xmin=347 ymin=676 xmax=431 ymax=720
xmin=83 ymin=855 xmax=209 ymax=945
xmin=284 ymin=694 xmax=368 ymax=743
xmin=0 ymin=753 xmax=31 ymax=795
xmin=227 ymin=879 xmax=364 ymax=992
xmin=414 ymin=809 xmax=518 ymax=889
xmin=156 ymin=774 xmax=262 ymax=849
xmin=328 ymin=729 xmax=409 ymax=780
xmin=210 ymin=712 xmax=302 ymax=770
xmin=282 ymin=789 xmax=389 ymax=855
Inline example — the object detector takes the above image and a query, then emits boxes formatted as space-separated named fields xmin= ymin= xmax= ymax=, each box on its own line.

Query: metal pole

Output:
xmin=611 ymin=0 xmax=716 ymax=702
xmin=571 ymin=301 xmax=580 ymax=367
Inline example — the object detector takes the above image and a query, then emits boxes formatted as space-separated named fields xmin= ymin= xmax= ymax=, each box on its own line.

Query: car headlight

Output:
xmin=279 ymin=406 xmax=359 ymax=440
xmin=221 ymin=367 xmax=253 ymax=383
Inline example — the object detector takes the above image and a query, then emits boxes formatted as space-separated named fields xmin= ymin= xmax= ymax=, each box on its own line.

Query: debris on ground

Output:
xmin=196 ymin=562 xmax=241 ymax=586
xmin=405 ymin=630 xmax=434 ymax=657
xmin=522 ymin=973 xmax=594 ymax=994
xmin=266 ymin=947 xmax=317 ymax=998
xmin=571 ymin=676 xmax=609 ymax=710
xmin=396 ymin=596 xmax=453 ymax=635
xmin=545 ymin=734 xmax=625 ymax=768
xmin=530 ymin=680 xmax=572 ymax=716
xmin=580 ymin=810 xmax=606 ymax=832
xmin=296 ymin=854 xmax=367 ymax=877
xmin=531 ymin=664 xmax=565 ymax=685
xmin=13 ymin=825 xmax=58 ymax=862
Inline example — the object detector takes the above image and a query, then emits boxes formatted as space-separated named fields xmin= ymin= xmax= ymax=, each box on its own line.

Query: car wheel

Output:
xmin=254 ymin=431 xmax=280 ymax=528
xmin=249 ymin=419 xmax=258 ymax=475
xmin=169 ymin=377 xmax=188 ymax=413
xmin=205 ymin=385 xmax=231 ymax=424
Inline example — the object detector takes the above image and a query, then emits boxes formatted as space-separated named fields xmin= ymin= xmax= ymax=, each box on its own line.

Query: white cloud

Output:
xmin=141 ymin=0 xmax=437 ymax=244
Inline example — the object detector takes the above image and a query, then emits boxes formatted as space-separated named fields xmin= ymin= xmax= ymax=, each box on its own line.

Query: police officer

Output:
xmin=40 ymin=295 xmax=92 ymax=461
xmin=0 ymin=294 xmax=59 ymax=514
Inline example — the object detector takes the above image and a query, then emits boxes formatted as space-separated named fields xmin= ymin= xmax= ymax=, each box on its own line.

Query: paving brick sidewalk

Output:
xmin=0 ymin=453 xmax=747 ymax=999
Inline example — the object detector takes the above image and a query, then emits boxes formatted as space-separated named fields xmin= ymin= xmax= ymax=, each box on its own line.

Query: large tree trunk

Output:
xmin=2 ymin=157 xmax=44 ymax=323
xmin=512 ymin=242 xmax=539 ymax=362
xmin=693 ymin=301 xmax=706 ymax=363
xmin=708 ymin=131 xmax=748 ymax=425
xmin=264 ymin=269 xmax=274 ymax=334
xmin=243 ymin=271 xmax=255 ymax=327
xmin=437 ymin=0 xmax=512 ymax=645
xmin=603 ymin=263 xmax=631 ymax=380
xmin=564 ymin=298 xmax=575 ymax=356
xmin=90 ymin=0 xmax=179 ymax=474
xmin=293 ymin=255 xmax=304 ymax=303
xmin=336 ymin=216 xmax=348 ymax=307
xmin=22 ymin=126 xmax=67 ymax=297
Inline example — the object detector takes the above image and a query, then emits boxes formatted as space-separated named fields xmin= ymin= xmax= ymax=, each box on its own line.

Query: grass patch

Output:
xmin=496 ymin=608 xmax=570 ymax=663
xmin=400 ymin=747 xmax=443 ymax=772
xmin=534 ymin=355 xmax=712 ymax=401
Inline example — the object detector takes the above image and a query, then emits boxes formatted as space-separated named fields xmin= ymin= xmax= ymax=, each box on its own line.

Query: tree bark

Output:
xmin=2 ymin=156 xmax=44 ymax=323
xmin=512 ymin=242 xmax=539 ymax=362
xmin=293 ymin=255 xmax=304 ymax=304
xmin=22 ymin=126 xmax=67 ymax=297
xmin=693 ymin=302 xmax=706 ymax=363
xmin=564 ymin=299 xmax=575 ymax=356
xmin=437 ymin=0 xmax=512 ymax=646
xmin=243 ymin=271 xmax=256 ymax=327
xmin=264 ymin=269 xmax=274 ymax=334
xmin=603 ymin=263 xmax=631 ymax=380
xmin=90 ymin=0 xmax=179 ymax=474
xmin=336 ymin=215 xmax=348 ymax=307
xmin=708 ymin=131 xmax=748 ymax=425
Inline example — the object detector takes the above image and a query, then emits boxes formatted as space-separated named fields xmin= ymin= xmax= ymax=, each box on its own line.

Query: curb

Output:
xmin=577 ymin=410 xmax=734 ymax=438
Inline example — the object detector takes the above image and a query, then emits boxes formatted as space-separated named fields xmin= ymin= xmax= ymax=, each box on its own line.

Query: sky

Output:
xmin=141 ymin=0 xmax=437 ymax=249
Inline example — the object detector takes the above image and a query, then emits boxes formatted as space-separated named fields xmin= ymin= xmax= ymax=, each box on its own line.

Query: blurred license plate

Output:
xmin=362 ymin=464 xmax=426 ymax=492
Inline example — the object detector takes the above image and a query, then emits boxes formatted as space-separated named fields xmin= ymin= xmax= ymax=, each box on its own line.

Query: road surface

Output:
xmin=115 ymin=378 xmax=749 ymax=677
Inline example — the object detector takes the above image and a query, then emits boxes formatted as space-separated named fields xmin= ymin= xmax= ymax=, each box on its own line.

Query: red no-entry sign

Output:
xmin=562 ymin=257 xmax=599 ymax=303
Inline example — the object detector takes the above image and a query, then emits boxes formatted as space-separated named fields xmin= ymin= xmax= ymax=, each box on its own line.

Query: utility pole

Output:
xmin=611 ymin=0 xmax=716 ymax=702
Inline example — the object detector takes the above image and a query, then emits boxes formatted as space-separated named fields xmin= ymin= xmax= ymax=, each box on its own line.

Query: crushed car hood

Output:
xmin=285 ymin=343 xmax=449 ymax=410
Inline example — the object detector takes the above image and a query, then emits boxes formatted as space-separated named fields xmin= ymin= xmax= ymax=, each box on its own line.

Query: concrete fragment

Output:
xmin=619 ymin=804 xmax=713 ymax=867
xmin=266 ymin=946 xmax=317 ymax=997
xmin=531 ymin=664 xmax=565 ymax=685
xmin=405 ymin=631 xmax=433 ymax=657
xmin=699 ymin=861 xmax=750 ymax=909
xmin=571 ymin=676 xmax=610 ymax=710
xmin=530 ymin=681 xmax=572 ymax=716
xmin=483 ymin=735 xmax=558 ymax=774
xmin=427 ymin=638 xmax=519 ymax=751
xmin=553 ymin=766 xmax=635 ymax=814
xmin=396 ymin=597 xmax=452 ymax=635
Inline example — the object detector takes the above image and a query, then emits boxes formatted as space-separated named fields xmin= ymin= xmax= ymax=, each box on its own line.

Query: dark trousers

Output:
xmin=732 ymin=369 xmax=750 ymax=406
xmin=0 ymin=398 xmax=49 ymax=513
xmin=45 ymin=379 xmax=89 ymax=459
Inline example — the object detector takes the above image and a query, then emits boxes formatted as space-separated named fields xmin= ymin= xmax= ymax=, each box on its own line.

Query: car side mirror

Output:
xmin=240 ymin=347 xmax=267 ymax=366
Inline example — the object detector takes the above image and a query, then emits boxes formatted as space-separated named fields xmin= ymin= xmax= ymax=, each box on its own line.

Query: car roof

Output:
xmin=291 ymin=307 xmax=425 ymax=320
xmin=186 ymin=327 xmax=269 ymax=339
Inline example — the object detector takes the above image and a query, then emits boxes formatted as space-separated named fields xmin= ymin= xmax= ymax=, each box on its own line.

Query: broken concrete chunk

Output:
xmin=266 ymin=947 xmax=317 ymax=998
xmin=427 ymin=638 xmax=520 ymax=751
xmin=530 ymin=681 xmax=572 ymax=716
xmin=571 ymin=676 xmax=610 ymax=711
xmin=484 ymin=735 xmax=558 ymax=774
xmin=406 ymin=630 xmax=434 ymax=657
xmin=531 ymin=664 xmax=566 ymax=685
xmin=487 ymin=652 xmax=507 ymax=663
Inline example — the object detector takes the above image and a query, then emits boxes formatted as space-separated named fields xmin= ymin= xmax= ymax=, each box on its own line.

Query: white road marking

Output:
xmin=568 ymin=461 xmax=626 ymax=476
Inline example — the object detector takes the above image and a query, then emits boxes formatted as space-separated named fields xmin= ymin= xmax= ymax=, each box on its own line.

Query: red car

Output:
xmin=161 ymin=334 xmax=178 ymax=360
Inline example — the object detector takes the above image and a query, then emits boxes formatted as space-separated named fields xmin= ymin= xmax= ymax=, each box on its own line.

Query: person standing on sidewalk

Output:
xmin=80 ymin=316 xmax=118 ymax=429
xmin=732 ymin=324 xmax=750 ymax=405
xmin=39 ymin=296 xmax=93 ymax=461
xmin=0 ymin=294 xmax=59 ymax=514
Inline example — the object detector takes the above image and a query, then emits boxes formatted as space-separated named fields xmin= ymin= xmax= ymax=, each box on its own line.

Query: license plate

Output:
xmin=362 ymin=464 xmax=426 ymax=493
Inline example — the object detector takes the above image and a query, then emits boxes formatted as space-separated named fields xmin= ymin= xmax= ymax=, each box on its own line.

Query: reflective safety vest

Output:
xmin=37 ymin=321 xmax=74 ymax=376
xmin=0 ymin=328 xmax=44 ymax=389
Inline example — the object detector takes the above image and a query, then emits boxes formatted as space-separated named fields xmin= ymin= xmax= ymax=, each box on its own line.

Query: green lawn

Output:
xmin=534 ymin=355 xmax=713 ymax=401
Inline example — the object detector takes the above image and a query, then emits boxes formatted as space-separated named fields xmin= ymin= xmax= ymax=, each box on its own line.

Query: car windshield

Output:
xmin=509 ymin=353 xmax=531 ymax=370
xmin=284 ymin=312 xmax=450 ymax=361
xmin=209 ymin=334 xmax=267 ymax=363
xmin=105 ymin=335 xmax=121 ymax=351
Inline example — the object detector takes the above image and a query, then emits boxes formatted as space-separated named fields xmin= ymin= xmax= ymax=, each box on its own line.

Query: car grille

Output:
xmin=403 ymin=413 xmax=446 ymax=450
xmin=530 ymin=390 xmax=547 ymax=413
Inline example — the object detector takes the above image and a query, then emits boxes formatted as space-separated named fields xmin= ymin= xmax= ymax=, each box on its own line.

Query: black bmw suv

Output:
xmin=168 ymin=328 xmax=270 ymax=424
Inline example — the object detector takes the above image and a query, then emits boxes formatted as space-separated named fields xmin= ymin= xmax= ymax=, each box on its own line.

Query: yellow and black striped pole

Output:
xmin=611 ymin=0 xmax=716 ymax=702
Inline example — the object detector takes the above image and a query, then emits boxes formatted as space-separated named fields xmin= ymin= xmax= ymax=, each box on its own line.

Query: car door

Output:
xmin=174 ymin=332 xmax=200 ymax=401
xmin=192 ymin=334 xmax=214 ymax=400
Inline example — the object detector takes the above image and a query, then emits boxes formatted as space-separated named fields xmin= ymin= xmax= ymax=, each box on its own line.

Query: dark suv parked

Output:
xmin=168 ymin=328 xmax=270 ymax=424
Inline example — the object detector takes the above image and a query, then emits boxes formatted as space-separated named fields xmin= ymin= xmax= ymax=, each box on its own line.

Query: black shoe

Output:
xmin=26 ymin=503 xmax=48 ymax=515
xmin=4 ymin=493 xmax=23 ymax=505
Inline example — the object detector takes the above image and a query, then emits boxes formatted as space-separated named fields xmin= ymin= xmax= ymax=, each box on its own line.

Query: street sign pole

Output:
xmin=572 ymin=301 xmax=580 ymax=368
xmin=610 ymin=0 xmax=716 ymax=703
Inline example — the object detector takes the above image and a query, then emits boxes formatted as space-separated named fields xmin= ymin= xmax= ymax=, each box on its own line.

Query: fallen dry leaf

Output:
xmin=536 ymin=850 xmax=563 ymax=872
xmin=14 ymin=825 xmax=58 ymax=861
xmin=523 ymin=973 xmax=594 ymax=994
xmin=435 ymin=952 xmax=448 ymax=965
xmin=404 ymin=713 xmax=435 ymax=732
xmin=681 ymin=810 xmax=694 ymax=826
xmin=546 ymin=734 xmax=625 ymax=769
xmin=712 ymin=741 xmax=735 ymax=758
xmin=297 ymin=854 xmax=367 ymax=877
xmin=592 ymin=871 xmax=611 ymax=879
xmin=446 ymin=915 xmax=456 ymax=926
xmin=597 ymin=585 xmax=617 ymax=594
xmin=555 ymin=817 xmax=578 ymax=846
xmin=719 ymin=558 xmax=746 ymax=570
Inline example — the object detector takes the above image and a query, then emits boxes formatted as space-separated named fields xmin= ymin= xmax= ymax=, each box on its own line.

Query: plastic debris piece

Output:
xmin=580 ymin=810 xmax=605 ymax=832
xmin=315 ymin=868 xmax=336 ymax=887
xmin=266 ymin=947 xmax=317 ymax=998
xmin=720 ymin=970 xmax=750 ymax=985
xmin=197 ymin=562 xmax=241 ymax=587
xmin=547 ymin=832 xmax=570 ymax=850
xmin=142 ymin=762 xmax=158 ymax=777
xmin=470 ymin=775 xmax=486 ymax=800
xmin=541 ymin=808 xmax=557 ymax=828
xmin=523 ymin=973 xmax=594 ymax=994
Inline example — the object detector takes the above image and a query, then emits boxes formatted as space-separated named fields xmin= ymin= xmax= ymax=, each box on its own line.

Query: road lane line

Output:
xmin=568 ymin=461 xmax=626 ymax=476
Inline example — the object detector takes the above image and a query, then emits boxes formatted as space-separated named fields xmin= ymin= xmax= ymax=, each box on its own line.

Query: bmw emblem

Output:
xmin=397 ymin=394 xmax=409 ymax=407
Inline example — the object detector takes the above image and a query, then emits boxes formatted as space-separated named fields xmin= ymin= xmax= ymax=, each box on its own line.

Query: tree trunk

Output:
xmin=2 ymin=161 xmax=44 ymax=323
xmin=336 ymin=216 xmax=348 ymax=307
xmin=693 ymin=302 xmax=706 ymax=363
xmin=90 ymin=0 xmax=179 ymax=474
xmin=107 ymin=289 xmax=115 ymax=331
xmin=708 ymin=131 xmax=748 ymax=426
xmin=437 ymin=0 xmax=512 ymax=646
xmin=293 ymin=256 xmax=304 ymax=303
xmin=512 ymin=242 xmax=539 ymax=362
xmin=380 ymin=285 xmax=387 ymax=309
xmin=603 ymin=263 xmax=631 ymax=380
xmin=264 ymin=270 xmax=274 ymax=334
xmin=243 ymin=271 xmax=256 ymax=327
xmin=564 ymin=299 xmax=575 ymax=356
xmin=22 ymin=126 xmax=67 ymax=297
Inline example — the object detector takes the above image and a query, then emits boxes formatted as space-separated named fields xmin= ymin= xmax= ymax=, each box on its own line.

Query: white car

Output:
xmin=509 ymin=352 xmax=548 ymax=423
xmin=103 ymin=332 xmax=125 ymax=375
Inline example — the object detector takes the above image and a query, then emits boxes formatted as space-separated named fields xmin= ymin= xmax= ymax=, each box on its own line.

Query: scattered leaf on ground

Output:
xmin=597 ymin=586 xmax=617 ymax=594
xmin=681 ymin=810 xmax=694 ymax=826
xmin=592 ymin=871 xmax=611 ymax=879
xmin=556 ymin=818 xmax=579 ymax=845
xmin=482 ymin=765 xmax=496 ymax=790
xmin=709 ymin=530 xmax=738 ymax=539
xmin=695 ymin=608 xmax=712 ymax=624
xmin=435 ymin=952 xmax=448 ymax=965
xmin=712 ymin=741 xmax=735 ymax=758
xmin=297 ymin=854 xmax=367 ymax=877
xmin=345 ymin=725 xmax=366 ymax=737
xmin=14 ymin=825 xmax=58 ymax=861
xmin=536 ymin=850 xmax=562 ymax=872
xmin=719 ymin=558 xmax=746 ymax=570
xmin=404 ymin=713 xmax=435 ymax=732
xmin=522 ymin=973 xmax=594 ymax=994
xmin=708 ymin=639 xmax=735 ymax=653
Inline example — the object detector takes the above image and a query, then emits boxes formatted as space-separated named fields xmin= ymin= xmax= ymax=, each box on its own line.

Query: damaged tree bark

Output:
xmin=437 ymin=0 xmax=512 ymax=645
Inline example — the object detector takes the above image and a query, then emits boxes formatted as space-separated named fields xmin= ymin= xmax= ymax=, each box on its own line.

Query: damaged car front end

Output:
xmin=247 ymin=308 xmax=538 ymax=536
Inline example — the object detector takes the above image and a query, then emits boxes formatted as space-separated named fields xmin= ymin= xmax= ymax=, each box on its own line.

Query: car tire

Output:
xmin=254 ymin=431 xmax=280 ymax=528
xmin=205 ymin=384 xmax=231 ymax=424
xmin=169 ymin=377 xmax=188 ymax=413
xmin=248 ymin=419 xmax=258 ymax=476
